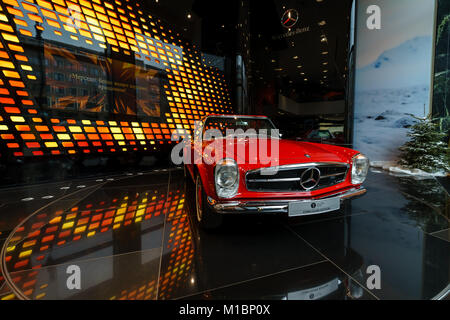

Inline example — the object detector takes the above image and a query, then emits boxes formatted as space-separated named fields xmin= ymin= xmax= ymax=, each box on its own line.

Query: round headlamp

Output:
xmin=351 ymin=153 xmax=369 ymax=185
xmin=215 ymin=159 xmax=239 ymax=198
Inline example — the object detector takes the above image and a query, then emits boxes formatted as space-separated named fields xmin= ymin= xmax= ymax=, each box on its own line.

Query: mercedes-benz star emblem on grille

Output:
xmin=300 ymin=167 xmax=321 ymax=190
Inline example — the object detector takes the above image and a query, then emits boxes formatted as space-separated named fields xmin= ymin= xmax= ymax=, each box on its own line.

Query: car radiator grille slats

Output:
xmin=245 ymin=163 xmax=349 ymax=192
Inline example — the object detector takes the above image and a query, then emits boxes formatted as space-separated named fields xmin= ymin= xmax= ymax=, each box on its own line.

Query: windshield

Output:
xmin=203 ymin=116 xmax=277 ymax=138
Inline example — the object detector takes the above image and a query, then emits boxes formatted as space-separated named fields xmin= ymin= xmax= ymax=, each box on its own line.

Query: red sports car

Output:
xmin=184 ymin=115 xmax=369 ymax=229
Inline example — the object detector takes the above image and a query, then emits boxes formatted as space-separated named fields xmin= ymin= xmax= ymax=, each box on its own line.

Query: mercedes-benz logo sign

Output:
xmin=300 ymin=167 xmax=321 ymax=190
xmin=281 ymin=9 xmax=299 ymax=29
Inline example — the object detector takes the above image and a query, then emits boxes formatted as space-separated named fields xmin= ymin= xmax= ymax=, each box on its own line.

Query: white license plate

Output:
xmin=287 ymin=278 xmax=339 ymax=300
xmin=288 ymin=197 xmax=340 ymax=217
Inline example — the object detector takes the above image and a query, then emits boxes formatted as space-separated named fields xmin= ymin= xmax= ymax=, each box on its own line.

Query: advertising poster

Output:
xmin=354 ymin=0 xmax=436 ymax=161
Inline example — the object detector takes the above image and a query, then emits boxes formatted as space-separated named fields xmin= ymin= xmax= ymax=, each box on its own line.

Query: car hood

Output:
xmin=205 ymin=138 xmax=357 ymax=167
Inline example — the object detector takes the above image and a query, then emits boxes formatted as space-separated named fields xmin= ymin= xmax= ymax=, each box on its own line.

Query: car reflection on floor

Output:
xmin=183 ymin=178 xmax=367 ymax=300
xmin=0 ymin=169 xmax=448 ymax=300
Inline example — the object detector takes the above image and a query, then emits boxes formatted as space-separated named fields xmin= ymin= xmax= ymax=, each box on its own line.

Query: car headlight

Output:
xmin=351 ymin=153 xmax=369 ymax=184
xmin=215 ymin=158 xmax=239 ymax=198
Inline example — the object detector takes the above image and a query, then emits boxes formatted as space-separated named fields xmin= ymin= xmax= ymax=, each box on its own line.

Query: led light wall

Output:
xmin=0 ymin=0 xmax=233 ymax=159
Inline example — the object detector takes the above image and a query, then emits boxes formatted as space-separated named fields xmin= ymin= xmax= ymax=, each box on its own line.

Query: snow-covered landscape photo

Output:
xmin=354 ymin=36 xmax=432 ymax=161
xmin=354 ymin=85 xmax=428 ymax=162
xmin=354 ymin=0 xmax=436 ymax=162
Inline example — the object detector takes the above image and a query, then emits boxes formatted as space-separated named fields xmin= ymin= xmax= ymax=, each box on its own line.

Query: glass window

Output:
xmin=433 ymin=0 xmax=450 ymax=140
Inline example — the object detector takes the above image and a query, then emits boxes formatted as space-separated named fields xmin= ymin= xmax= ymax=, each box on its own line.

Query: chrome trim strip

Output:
xmin=321 ymin=172 xmax=347 ymax=178
xmin=247 ymin=177 xmax=301 ymax=183
xmin=246 ymin=162 xmax=349 ymax=175
xmin=432 ymin=283 xmax=450 ymax=300
xmin=213 ymin=187 xmax=366 ymax=214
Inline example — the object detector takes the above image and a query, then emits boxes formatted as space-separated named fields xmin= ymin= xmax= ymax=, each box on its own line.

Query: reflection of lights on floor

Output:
xmin=1 ymin=293 xmax=16 ymax=300
xmin=3 ymin=181 xmax=194 ymax=300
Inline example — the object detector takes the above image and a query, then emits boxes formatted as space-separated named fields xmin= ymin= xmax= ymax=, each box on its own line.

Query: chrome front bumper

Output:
xmin=209 ymin=187 xmax=366 ymax=215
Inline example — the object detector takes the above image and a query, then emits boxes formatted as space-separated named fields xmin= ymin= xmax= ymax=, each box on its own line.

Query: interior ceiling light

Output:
xmin=297 ymin=65 xmax=302 ymax=68
xmin=323 ymin=62 xmax=328 ymax=65
xmin=323 ymin=70 xmax=328 ymax=73
xmin=187 ymin=13 xmax=192 ymax=19
xmin=322 ymin=51 xmax=328 ymax=55
xmin=293 ymin=56 xmax=299 ymax=60
xmin=321 ymin=36 xmax=327 ymax=42
xmin=318 ymin=20 xmax=326 ymax=26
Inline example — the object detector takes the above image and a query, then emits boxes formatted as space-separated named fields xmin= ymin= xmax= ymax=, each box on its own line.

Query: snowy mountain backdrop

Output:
xmin=356 ymin=36 xmax=433 ymax=91
xmin=354 ymin=36 xmax=433 ymax=162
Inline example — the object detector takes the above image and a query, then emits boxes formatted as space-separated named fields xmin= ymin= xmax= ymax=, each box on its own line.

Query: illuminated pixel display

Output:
xmin=0 ymin=0 xmax=233 ymax=158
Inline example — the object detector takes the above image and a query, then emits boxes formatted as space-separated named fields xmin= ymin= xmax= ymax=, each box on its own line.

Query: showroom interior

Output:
xmin=0 ymin=0 xmax=448 ymax=300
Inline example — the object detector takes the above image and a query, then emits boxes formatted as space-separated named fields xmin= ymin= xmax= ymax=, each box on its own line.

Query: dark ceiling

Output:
xmin=249 ymin=0 xmax=353 ymax=97
xmin=143 ymin=0 xmax=353 ymax=103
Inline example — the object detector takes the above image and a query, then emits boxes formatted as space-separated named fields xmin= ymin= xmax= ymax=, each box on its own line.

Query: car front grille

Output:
xmin=245 ymin=163 xmax=349 ymax=192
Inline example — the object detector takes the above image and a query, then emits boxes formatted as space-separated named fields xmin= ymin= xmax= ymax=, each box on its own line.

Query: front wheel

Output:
xmin=195 ymin=174 xmax=223 ymax=230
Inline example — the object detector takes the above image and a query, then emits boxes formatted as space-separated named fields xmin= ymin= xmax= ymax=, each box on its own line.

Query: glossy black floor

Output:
xmin=0 ymin=168 xmax=448 ymax=300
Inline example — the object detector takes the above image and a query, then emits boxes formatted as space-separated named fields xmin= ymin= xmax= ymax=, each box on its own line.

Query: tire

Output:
xmin=195 ymin=174 xmax=223 ymax=230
